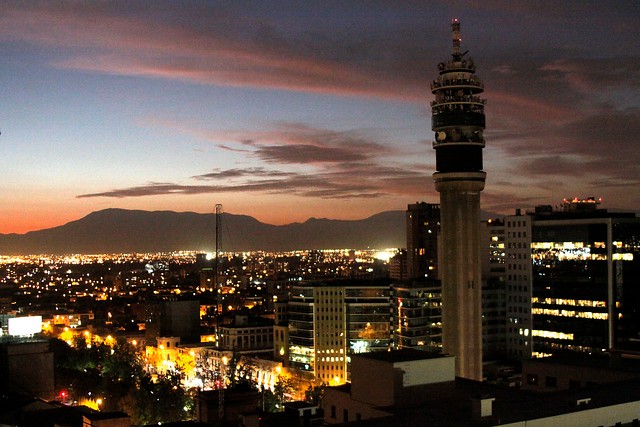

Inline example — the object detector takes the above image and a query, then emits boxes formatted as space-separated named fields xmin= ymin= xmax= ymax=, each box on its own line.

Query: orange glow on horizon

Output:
xmin=0 ymin=195 xmax=408 ymax=235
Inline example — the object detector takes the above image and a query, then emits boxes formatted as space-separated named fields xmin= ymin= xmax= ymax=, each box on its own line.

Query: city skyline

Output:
xmin=2 ymin=1 xmax=639 ymax=234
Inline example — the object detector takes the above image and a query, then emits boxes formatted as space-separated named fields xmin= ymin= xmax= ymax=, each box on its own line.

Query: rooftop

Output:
xmin=355 ymin=348 xmax=448 ymax=364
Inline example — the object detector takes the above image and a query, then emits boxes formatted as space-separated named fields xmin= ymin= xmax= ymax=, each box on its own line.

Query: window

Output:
xmin=331 ymin=406 xmax=336 ymax=419
xmin=343 ymin=409 xmax=349 ymax=423
xmin=527 ymin=374 xmax=538 ymax=385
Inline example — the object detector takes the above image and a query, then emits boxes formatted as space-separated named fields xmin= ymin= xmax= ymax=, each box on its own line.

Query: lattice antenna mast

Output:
xmin=214 ymin=203 xmax=224 ymax=421
xmin=215 ymin=204 xmax=223 ymax=289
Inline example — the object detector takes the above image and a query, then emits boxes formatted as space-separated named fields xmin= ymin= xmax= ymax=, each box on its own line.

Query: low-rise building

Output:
xmin=322 ymin=349 xmax=640 ymax=426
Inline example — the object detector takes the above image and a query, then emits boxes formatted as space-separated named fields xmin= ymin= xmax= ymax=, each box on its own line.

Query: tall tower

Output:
xmin=431 ymin=19 xmax=486 ymax=381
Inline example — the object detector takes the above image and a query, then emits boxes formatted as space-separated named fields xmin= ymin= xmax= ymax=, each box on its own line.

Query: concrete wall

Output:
xmin=350 ymin=354 xmax=455 ymax=408
xmin=521 ymin=360 xmax=640 ymax=392
xmin=0 ymin=341 xmax=55 ymax=400
xmin=501 ymin=400 xmax=640 ymax=427
xmin=350 ymin=357 xmax=395 ymax=407
xmin=322 ymin=387 xmax=392 ymax=425
xmin=396 ymin=355 xmax=455 ymax=387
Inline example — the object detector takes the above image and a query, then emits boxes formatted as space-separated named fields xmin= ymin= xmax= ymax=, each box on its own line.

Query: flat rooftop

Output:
xmin=354 ymin=348 xmax=449 ymax=364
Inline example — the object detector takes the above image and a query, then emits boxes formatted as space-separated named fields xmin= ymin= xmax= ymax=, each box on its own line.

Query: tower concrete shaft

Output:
xmin=431 ymin=19 xmax=486 ymax=381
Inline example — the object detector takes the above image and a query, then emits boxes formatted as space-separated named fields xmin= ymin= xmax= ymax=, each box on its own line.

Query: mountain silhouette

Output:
xmin=0 ymin=209 xmax=406 ymax=255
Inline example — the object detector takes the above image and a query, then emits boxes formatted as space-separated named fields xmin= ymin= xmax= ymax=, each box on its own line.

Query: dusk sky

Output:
xmin=2 ymin=1 xmax=639 ymax=234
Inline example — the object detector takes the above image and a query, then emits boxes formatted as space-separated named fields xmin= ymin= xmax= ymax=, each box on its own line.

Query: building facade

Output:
xmin=503 ymin=212 xmax=534 ymax=359
xmin=494 ymin=199 xmax=640 ymax=359
xmin=406 ymin=203 xmax=440 ymax=280
xmin=391 ymin=279 xmax=441 ymax=351
xmin=530 ymin=202 xmax=640 ymax=357
xmin=481 ymin=219 xmax=507 ymax=359
xmin=288 ymin=280 xmax=391 ymax=384
xmin=217 ymin=314 xmax=274 ymax=356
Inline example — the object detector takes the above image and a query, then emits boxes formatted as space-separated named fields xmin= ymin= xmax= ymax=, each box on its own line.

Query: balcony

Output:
xmin=431 ymin=77 xmax=484 ymax=93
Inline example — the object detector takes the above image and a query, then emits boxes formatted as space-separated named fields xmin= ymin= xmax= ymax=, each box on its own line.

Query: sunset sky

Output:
xmin=1 ymin=1 xmax=639 ymax=234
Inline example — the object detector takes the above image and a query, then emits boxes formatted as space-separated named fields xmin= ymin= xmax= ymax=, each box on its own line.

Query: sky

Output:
xmin=1 ymin=1 xmax=639 ymax=234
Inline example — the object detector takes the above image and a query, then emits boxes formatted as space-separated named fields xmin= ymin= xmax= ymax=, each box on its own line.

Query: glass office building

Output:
xmin=288 ymin=279 xmax=391 ymax=384
xmin=529 ymin=201 xmax=640 ymax=356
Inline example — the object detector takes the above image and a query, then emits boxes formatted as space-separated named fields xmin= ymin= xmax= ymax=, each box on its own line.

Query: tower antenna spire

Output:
xmin=451 ymin=18 xmax=467 ymax=60
xmin=452 ymin=18 xmax=461 ymax=57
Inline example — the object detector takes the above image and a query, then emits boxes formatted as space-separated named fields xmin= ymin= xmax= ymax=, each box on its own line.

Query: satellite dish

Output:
xmin=437 ymin=131 xmax=446 ymax=141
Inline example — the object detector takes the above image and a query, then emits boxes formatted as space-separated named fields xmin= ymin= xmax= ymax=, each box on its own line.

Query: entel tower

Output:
xmin=431 ymin=19 xmax=485 ymax=381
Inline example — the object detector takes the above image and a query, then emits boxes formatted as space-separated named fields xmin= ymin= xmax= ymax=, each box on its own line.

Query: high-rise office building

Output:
xmin=406 ymin=203 xmax=440 ymax=280
xmin=391 ymin=279 xmax=442 ymax=351
xmin=529 ymin=199 xmax=640 ymax=357
xmin=481 ymin=220 xmax=507 ymax=359
xmin=431 ymin=19 xmax=486 ymax=380
xmin=389 ymin=249 xmax=408 ymax=281
xmin=503 ymin=211 xmax=534 ymax=359
xmin=288 ymin=279 xmax=391 ymax=384
xmin=392 ymin=205 xmax=441 ymax=353
xmin=494 ymin=198 xmax=640 ymax=359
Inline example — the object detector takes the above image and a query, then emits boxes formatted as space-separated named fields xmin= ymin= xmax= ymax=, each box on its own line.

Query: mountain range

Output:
xmin=0 ymin=209 xmax=408 ymax=255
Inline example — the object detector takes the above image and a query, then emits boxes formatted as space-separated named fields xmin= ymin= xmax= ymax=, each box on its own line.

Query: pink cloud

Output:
xmin=0 ymin=3 xmax=424 ymax=102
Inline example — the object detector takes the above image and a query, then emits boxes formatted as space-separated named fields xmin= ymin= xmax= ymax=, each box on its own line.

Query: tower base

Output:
xmin=434 ymin=171 xmax=485 ymax=381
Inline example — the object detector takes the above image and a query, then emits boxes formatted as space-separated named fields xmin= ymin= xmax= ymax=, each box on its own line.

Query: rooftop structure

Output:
xmin=323 ymin=349 xmax=640 ymax=426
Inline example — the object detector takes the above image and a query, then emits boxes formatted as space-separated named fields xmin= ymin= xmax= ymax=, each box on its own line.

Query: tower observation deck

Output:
xmin=432 ymin=19 xmax=485 ymax=381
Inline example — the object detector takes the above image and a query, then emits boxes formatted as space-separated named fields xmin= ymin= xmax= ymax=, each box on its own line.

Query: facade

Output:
xmin=495 ymin=199 xmax=640 ymax=359
xmin=288 ymin=280 xmax=391 ymax=384
xmin=46 ymin=312 xmax=95 ymax=328
xmin=144 ymin=298 xmax=201 ymax=345
xmin=391 ymin=279 xmax=441 ymax=351
xmin=431 ymin=19 xmax=486 ymax=380
xmin=481 ymin=219 xmax=507 ymax=359
xmin=0 ymin=340 xmax=55 ymax=400
xmin=406 ymin=202 xmax=440 ymax=280
xmin=529 ymin=201 xmax=640 ymax=357
xmin=323 ymin=349 xmax=455 ymax=425
xmin=504 ymin=211 xmax=534 ymax=358
xmin=217 ymin=315 xmax=274 ymax=356
xmin=521 ymin=355 xmax=640 ymax=393
xmin=273 ymin=300 xmax=289 ymax=364
xmin=388 ymin=250 xmax=407 ymax=281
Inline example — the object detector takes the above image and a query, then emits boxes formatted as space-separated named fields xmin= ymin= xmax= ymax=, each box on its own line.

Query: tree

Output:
xmin=50 ymin=337 xmax=194 ymax=424
xmin=304 ymin=382 xmax=325 ymax=405
xmin=121 ymin=372 xmax=193 ymax=425
xmin=262 ymin=375 xmax=295 ymax=412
